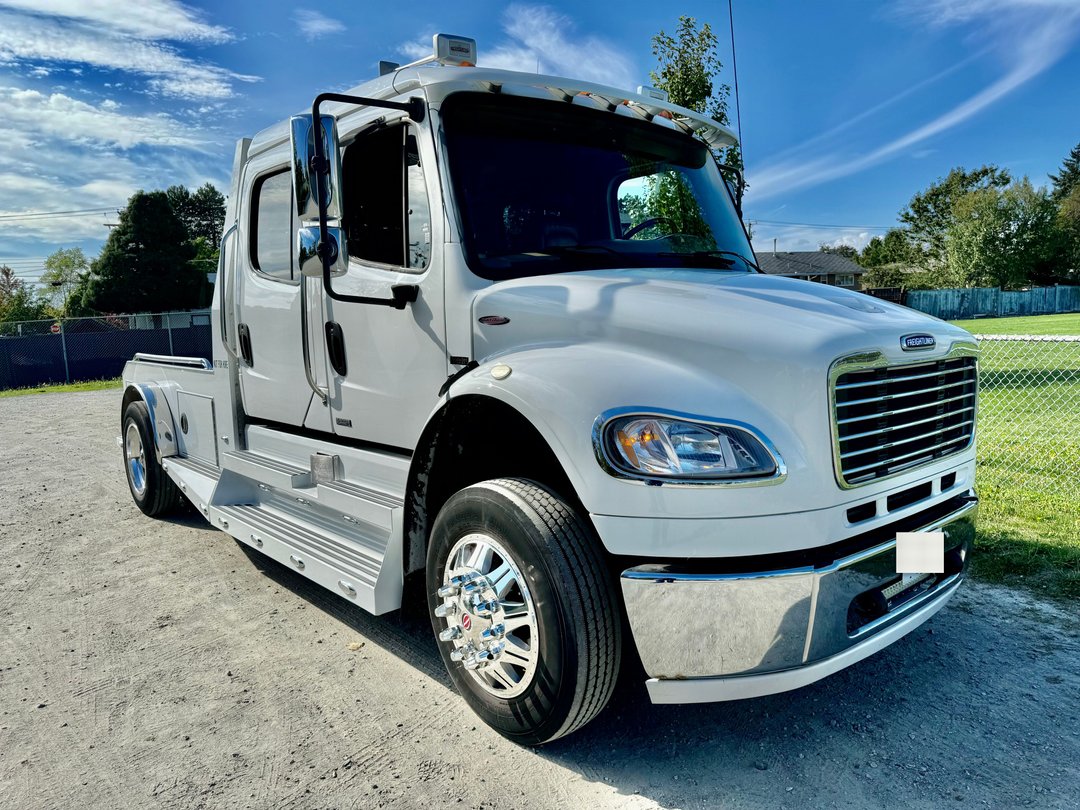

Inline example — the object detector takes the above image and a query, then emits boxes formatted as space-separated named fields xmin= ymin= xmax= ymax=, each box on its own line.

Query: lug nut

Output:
xmin=472 ymin=599 xmax=499 ymax=615
xmin=464 ymin=649 xmax=492 ymax=670
xmin=486 ymin=641 xmax=505 ymax=658
xmin=437 ymin=582 xmax=459 ymax=598
xmin=439 ymin=626 xmax=462 ymax=642
xmin=434 ymin=602 xmax=458 ymax=618
xmin=481 ymin=623 xmax=505 ymax=640
xmin=450 ymin=645 xmax=472 ymax=662
xmin=462 ymin=580 xmax=485 ymax=596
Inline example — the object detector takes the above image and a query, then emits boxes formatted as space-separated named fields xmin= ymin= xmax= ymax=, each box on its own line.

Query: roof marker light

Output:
xmin=637 ymin=86 xmax=669 ymax=102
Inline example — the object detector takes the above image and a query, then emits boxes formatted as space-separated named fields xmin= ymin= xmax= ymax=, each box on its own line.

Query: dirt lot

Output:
xmin=1 ymin=389 xmax=1078 ymax=809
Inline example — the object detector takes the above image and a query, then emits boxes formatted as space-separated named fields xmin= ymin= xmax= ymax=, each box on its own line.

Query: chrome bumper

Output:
xmin=620 ymin=494 xmax=977 ymax=704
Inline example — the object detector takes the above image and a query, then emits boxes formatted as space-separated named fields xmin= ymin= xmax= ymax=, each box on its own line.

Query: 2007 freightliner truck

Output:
xmin=120 ymin=35 xmax=979 ymax=744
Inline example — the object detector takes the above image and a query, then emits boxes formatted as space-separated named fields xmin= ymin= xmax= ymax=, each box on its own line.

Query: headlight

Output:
xmin=599 ymin=414 xmax=779 ymax=481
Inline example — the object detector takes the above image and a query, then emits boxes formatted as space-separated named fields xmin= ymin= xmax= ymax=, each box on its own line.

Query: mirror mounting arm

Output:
xmin=311 ymin=91 xmax=425 ymax=308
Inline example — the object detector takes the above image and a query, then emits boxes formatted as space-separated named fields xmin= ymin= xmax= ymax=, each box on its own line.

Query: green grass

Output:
xmin=0 ymin=377 xmax=121 ymax=398
xmin=968 ymin=338 xmax=1080 ymax=599
xmin=950 ymin=312 xmax=1080 ymax=335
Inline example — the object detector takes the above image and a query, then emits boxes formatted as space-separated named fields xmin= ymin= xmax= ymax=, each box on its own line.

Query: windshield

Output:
xmin=441 ymin=93 xmax=756 ymax=281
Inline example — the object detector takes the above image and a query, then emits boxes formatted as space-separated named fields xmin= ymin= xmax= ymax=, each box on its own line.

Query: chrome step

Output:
xmin=211 ymin=501 xmax=402 ymax=614
xmin=221 ymin=450 xmax=312 ymax=489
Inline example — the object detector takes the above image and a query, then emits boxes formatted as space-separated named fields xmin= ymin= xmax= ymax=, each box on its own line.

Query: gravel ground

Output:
xmin=1 ymin=389 xmax=1078 ymax=810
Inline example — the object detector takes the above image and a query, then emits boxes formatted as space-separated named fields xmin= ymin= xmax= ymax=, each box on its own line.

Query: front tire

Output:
xmin=426 ymin=478 xmax=621 ymax=745
xmin=122 ymin=400 xmax=181 ymax=517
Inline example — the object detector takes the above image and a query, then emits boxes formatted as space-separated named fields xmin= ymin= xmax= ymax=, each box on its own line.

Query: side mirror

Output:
xmin=289 ymin=114 xmax=343 ymax=221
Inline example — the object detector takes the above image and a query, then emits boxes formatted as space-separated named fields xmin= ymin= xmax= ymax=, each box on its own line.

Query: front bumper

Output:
xmin=620 ymin=493 xmax=977 ymax=704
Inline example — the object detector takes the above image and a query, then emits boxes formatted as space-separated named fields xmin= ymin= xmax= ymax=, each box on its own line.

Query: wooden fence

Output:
xmin=904 ymin=285 xmax=1080 ymax=320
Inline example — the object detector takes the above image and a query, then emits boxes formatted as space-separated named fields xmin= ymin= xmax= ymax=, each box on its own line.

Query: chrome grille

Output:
xmin=833 ymin=356 xmax=977 ymax=486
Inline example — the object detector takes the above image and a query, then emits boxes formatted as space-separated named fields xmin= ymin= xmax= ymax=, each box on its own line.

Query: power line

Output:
xmin=749 ymin=218 xmax=897 ymax=231
xmin=0 ymin=206 xmax=120 ymax=223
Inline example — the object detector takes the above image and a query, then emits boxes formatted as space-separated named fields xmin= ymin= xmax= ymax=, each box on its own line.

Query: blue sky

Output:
xmin=2 ymin=0 xmax=1079 ymax=285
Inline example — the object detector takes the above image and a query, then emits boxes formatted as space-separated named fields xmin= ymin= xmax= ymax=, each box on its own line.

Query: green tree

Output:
xmin=1055 ymin=184 xmax=1080 ymax=280
xmin=166 ymin=182 xmax=226 ymax=245
xmin=819 ymin=243 xmax=859 ymax=262
xmin=0 ymin=265 xmax=52 ymax=329
xmin=41 ymin=247 xmax=89 ymax=314
xmin=650 ymin=15 xmax=740 ymax=169
xmin=900 ymin=165 xmax=1011 ymax=264
xmin=860 ymin=228 xmax=917 ymax=268
xmin=0 ymin=265 xmax=20 ymax=302
xmin=1049 ymin=141 xmax=1080 ymax=204
xmin=79 ymin=190 xmax=203 ymax=314
xmin=945 ymin=177 xmax=1060 ymax=289
xmin=860 ymin=264 xmax=907 ymax=288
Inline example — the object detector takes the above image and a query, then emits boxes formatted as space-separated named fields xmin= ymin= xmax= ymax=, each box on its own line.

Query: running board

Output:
xmin=208 ymin=499 xmax=403 ymax=615
xmin=162 ymin=455 xmax=220 ymax=516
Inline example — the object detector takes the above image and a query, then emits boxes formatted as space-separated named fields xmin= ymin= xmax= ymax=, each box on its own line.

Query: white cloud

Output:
xmin=0 ymin=7 xmax=255 ymax=100
xmin=0 ymin=0 xmax=232 ymax=43
xmin=751 ymin=225 xmax=878 ymax=254
xmin=748 ymin=0 xmax=1080 ymax=202
xmin=489 ymin=5 xmax=635 ymax=88
xmin=294 ymin=9 xmax=345 ymax=41
xmin=401 ymin=5 xmax=636 ymax=89
xmin=1 ymin=87 xmax=207 ymax=149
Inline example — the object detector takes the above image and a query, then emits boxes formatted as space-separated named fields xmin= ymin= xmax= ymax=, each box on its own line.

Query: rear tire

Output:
xmin=123 ymin=400 xmax=181 ymax=517
xmin=427 ymin=478 xmax=621 ymax=745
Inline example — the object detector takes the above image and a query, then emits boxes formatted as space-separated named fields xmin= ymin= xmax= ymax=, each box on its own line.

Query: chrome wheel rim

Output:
xmin=125 ymin=422 xmax=147 ymax=497
xmin=436 ymin=533 xmax=539 ymax=698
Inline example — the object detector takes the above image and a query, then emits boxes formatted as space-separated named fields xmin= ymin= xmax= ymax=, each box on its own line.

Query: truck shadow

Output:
xmin=232 ymin=539 xmax=974 ymax=808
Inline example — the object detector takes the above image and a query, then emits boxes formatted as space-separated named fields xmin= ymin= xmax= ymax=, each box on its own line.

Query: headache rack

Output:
xmin=830 ymin=348 xmax=978 ymax=488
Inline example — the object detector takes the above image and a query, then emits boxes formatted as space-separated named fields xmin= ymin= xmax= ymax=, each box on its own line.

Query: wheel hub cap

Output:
xmin=437 ymin=533 xmax=538 ymax=698
xmin=125 ymin=422 xmax=147 ymax=497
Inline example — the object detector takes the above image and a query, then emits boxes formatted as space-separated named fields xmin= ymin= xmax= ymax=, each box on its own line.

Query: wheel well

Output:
xmin=402 ymin=395 xmax=582 ymax=576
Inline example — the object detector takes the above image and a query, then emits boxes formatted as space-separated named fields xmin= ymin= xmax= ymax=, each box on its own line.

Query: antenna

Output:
xmin=728 ymin=0 xmax=744 ymax=164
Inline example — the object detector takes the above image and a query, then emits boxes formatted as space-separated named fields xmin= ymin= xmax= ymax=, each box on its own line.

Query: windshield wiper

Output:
xmin=656 ymin=250 xmax=759 ymax=271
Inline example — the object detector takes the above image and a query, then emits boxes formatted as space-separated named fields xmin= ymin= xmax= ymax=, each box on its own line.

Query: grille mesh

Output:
xmin=833 ymin=356 xmax=977 ymax=486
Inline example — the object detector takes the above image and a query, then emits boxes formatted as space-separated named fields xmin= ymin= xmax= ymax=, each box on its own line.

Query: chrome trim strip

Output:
xmin=835 ymin=365 xmax=973 ymax=389
xmin=828 ymin=342 xmax=979 ymax=489
xmin=839 ymin=406 xmax=974 ymax=441
xmin=590 ymin=406 xmax=787 ymax=488
xmin=836 ymin=391 xmax=974 ymax=425
xmin=836 ymin=376 xmax=975 ymax=408
xmin=132 ymin=353 xmax=212 ymax=370
xmin=841 ymin=420 xmax=974 ymax=460
xmin=841 ymin=434 xmax=971 ymax=476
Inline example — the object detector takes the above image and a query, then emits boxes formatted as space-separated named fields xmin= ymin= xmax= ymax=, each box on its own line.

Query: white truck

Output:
xmin=121 ymin=35 xmax=979 ymax=744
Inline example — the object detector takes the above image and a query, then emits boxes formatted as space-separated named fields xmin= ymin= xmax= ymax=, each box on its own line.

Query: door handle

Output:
xmin=237 ymin=322 xmax=254 ymax=367
xmin=300 ymin=276 xmax=328 ymax=403
xmin=325 ymin=322 xmax=347 ymax=377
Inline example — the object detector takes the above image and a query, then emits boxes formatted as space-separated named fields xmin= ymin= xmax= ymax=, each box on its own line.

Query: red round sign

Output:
xmin=50 ymin=323 xmax=61 ymax=334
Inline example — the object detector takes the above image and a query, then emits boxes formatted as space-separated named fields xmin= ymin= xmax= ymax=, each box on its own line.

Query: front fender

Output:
xmin=446 ymin=342 xmax=811 ymax=522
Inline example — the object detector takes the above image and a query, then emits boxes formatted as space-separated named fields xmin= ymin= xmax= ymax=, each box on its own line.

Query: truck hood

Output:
xmin=471 ymin=269 xmax=972 ymax=367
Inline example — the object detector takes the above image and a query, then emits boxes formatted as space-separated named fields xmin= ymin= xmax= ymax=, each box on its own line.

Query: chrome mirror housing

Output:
xmin=297 ymin=226 xmax=347 ymax=278
xmin=289 ymin=114 xmax=343 ymax=221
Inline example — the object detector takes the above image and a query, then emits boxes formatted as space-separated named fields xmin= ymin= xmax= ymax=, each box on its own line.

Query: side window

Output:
xmin=342 ymin=125 xmax=432 ymax=272
xmin=251 ymin=169 xmax=294 ymax=281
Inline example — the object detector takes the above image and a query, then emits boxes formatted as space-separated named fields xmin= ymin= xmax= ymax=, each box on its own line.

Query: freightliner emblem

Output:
xmin=901 ymin=334 xmax=936 ymax=351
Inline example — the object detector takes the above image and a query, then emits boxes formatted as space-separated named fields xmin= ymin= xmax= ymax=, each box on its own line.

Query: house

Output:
xmin=756 ymin=251 xmax=865 ymax=289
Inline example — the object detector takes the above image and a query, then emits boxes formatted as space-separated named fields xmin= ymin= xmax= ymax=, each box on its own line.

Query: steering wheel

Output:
xmin=622 ymin=217 xmax=676 ymax=239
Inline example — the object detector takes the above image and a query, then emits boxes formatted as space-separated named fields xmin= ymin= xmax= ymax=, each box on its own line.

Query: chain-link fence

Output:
xmin=974 ymin=334 xmax=1080 ymax=500
xmin=0 ymin=310 xmax=212 ymax=390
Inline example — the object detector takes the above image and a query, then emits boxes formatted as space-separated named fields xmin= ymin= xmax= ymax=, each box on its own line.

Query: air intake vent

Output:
xmin=832 ymin=355 xmax=977 ymax=486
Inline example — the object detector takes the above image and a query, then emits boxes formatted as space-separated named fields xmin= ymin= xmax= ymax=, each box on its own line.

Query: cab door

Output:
xmin=236 ymin=151 xmax=332 ymax=431
xmin=321 ymin=117 xmax=448 ymax=450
